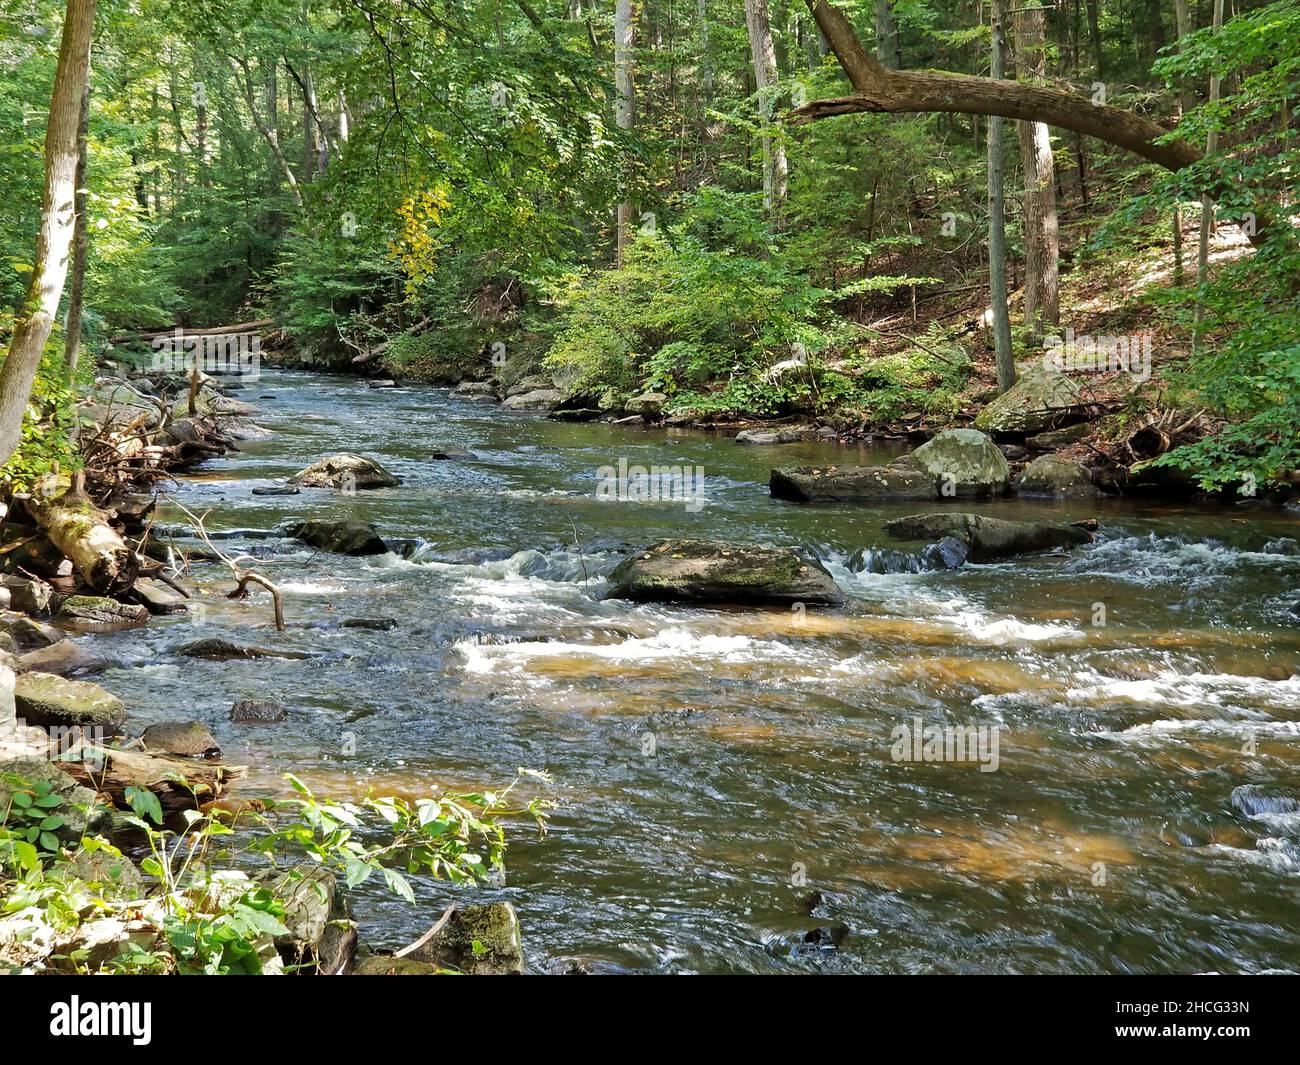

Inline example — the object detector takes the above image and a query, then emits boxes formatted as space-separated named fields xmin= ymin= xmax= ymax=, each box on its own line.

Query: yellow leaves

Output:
xmin=388 ymin=184 xmax=452 ymax=299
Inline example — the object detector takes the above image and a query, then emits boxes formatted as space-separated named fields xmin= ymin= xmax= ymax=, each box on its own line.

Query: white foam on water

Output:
xmin=1206 ymin=837 xmax=1300 ymax=875
xmin=1068 ymin=669 xmax=1300 ymax=711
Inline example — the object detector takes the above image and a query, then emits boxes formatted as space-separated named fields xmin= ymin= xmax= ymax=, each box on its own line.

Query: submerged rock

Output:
xmin=429 ymin=447 xmax=477 ymax=460
xmin=177 ymin=638 xmax=312 ymax=661
xmin=286 ymin=519 xmax=388 ymax=556
xmin=292 ymin=453 xmax=401 ymax=490
xmin=1015 ymin=454 xmax=1099 ymax=498
xmin=607 ymin=539 xmax=846 ymax=606
xmin=13 ymin=671 xmax=126 ymax=732
xmin=909 ymin=428 xmax=1011 ymax=498
xmin=141 ymin=720 xmax=221 ymax=759
xmin=883 ymin=512 xmax=1093 ymax=562
xmin=342 ymin=617 xmax=398 ymax=631
xmin=230 ymin=698 xmax=288 ymax=724
xmin=770 ymin=458 xmax=934 ymax=503
xmin=406 ymin=901 xmax=525 ymax=975
xmin=973 ymin=365 xmax=1086 ymax=435
xmin=251 ymin=483 xmax=300 ymax=496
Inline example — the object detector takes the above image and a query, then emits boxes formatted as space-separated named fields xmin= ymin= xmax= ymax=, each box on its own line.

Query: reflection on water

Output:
xmin=88 ymin=373 xmax=1300 ymax=973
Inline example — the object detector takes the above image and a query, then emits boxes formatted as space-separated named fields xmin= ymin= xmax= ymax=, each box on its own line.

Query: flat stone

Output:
xmin=141 ymin=720 xmax=221 ymax=758
xmin=230 ymin=699 xmax=288 ymax=724
xmin=177 ymin=638 xmax=313 ymax=661
xmin=770 ymin=459 xmax=935 ymax=503
xmin=501 ymin=389 xmax=564 ymax=411
xmin=55 ymin=596 xmax=151 ymax=633
xmin=883 ymin=512 xmax=1093 ymax=562
xmin=13 ymin=672 xmax=126 ymax=732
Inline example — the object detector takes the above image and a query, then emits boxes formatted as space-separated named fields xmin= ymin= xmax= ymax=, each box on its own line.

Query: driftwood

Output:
xmin=24 ymin=478 xmax=139 ymax=595
xmin=75 ymin=742 xmax=245 ymax=818
xmin=350 ymin=317 xmax=431 ymax=365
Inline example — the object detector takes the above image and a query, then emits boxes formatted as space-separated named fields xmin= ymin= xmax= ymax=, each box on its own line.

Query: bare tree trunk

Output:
xmin=1014 ymin=3 xmax=1058 ymax=330
xmin=745 ymin=0 xmax=788 ymax=212
xmin=988 ymin=0 xmax=1015 ymax=392
xmin=615 ymin=0 xmax=635 ymax=264
xmin=874 ymin=0 xmax=901 ymax=69
xmin=235 ymin=56 xmax=302 ymax=207
xmin=0 ymin=0 xmax=97 ymax=468
xmin=65 ymin=81 xmax=91 ymax=373
xmin=1084 ymin=0 xmax=1104 ymax=78
xmin=1193 ymin=0 xmax=1224 ymax=354
xmin=1172 ymin=0 xmax=1194 ymax=286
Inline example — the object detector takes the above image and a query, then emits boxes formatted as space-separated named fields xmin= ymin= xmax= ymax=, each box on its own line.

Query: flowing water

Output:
xmin=89 ymin=371 xmax=1300 ymax=973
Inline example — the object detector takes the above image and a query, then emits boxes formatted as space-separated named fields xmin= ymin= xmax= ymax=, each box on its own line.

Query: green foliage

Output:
xmin=1 ymin=766 xmax=551 ymax=975
xmin=0 ymin=337 xmax=84 ymax=492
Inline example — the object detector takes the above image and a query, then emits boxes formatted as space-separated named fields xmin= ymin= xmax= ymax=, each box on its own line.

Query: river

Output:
xmin=89 ymin=371 xmax=1300 ymax=973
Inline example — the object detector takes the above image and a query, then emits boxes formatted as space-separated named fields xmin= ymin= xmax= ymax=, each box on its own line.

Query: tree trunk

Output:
xmin=614 ymin=0 xmax=635 ymax=264
xmin=1014 ymin=3 xmax=1059 ymax=330
xmin=1193 ymin=0 xmax=1224 ymax=353
xmin=1172 ymin=0 xmax=1194 ymax=286
xmin=0 ymin=0 xmax=97 ymax=468
xmin=27 ymin=480 xmax=137 ymax=594
xmin=874 ymin=0 xmax=901 ymax=69
xmin=988 ymin=0 xmax=1015 ymax=393
xmin=1084 ymin=0 xmax=1103 ymax=77
xmin=792 ymin=0 xmax=1197 ymax=172
xmin=235 ymin=57 xmax=302 ymax=207
xmin=745 ymin=0 xmax=788 ymax=212
xmin=65 ymin=81 xmax=91 ymax=373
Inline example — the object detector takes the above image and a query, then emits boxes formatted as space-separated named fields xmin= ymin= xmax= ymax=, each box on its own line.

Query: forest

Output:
xmin=0 ymin=0 xmax=1298 ymax=984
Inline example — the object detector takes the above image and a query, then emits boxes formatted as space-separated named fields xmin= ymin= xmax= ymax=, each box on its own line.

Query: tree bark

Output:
xmin=1172 ymin=0 xmax=1195 ymax=286
xmin=65 ymin=81 xmax=91 ymax=373
xmin=1193 ymin=0 xmax=1224 ymax=352
xmin=0 ymin=0 xmax=97 ymax=468
xmin=615 ymin=0 xmax=635 ymax=264
xmin=235 ymin=57 xmax=302 ymax=207
xmin=874 ymin=0 xmax=901 ymax=70
xmin=988 ymin=0 xmax=1015 ymax=392
xmin=1014 ymin=3 xmax=1059 ymax=329
xmin=1084 ymin=0 xmax=1103 ymax=78
xmin=745 ymin=0 xmax=788 ymax=212
xmin=791 ymin=0 xmax=1199 ymax=172
xmin=27 ymin=479 xmax=137 ymax=594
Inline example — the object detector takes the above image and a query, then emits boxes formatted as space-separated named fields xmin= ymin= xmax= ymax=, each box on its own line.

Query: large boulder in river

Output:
xmin=13 ymin=671 xmax=126 ymax=732
xmin=291 ymin=453 xmax=400 ymax=490
xmin=607 ymin=539 xmax=846 ymax=606
xmin=883 ymin=512 xmax=1093 ymax=562
xmin=1015 ymin=454 xmax=1099 ymax=499
xmin=286 ymin=519 xmax=388 ymax=556
xmin=770 ymin=457 xmax=935 ymax=503
xmin=625 ymin=392 xmax=668 ymax=419
xmin=909 ymin=429 xmax=1011 ymax=498
xmin=501 ymin=389 xmax=564 ymax=411
xmin=974 ymin=365 xmax=1086 ymax=435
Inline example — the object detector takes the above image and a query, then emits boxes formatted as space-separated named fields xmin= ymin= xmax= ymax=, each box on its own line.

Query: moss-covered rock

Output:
xmin=607 ymin=539 xmax=846 ymax=606
xmin=55 ymin=595 xmax=150 ymax=632
xmin=883 ymin=512 xmax=1093 ymax=562
xmin=770 ymin=458 xmax=935 ymax=503
xmin=1015 ymin=455 xmax=1099 ymax=499
xmin=974 ymin=365 xmax=1085 ymax=435
xmin=13 ymin=672 xmax=126 ymax=732
xmin=407 ymin=901 xmax=525 ymax=975
xmin=909 ymin=429 xmax=1011 ymax=498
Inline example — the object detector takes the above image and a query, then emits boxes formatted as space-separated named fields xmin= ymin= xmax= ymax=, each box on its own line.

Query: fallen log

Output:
xmin=25 ymin=478 xmax=139 ymax=595
xmin=109 ymin=318 xmax=274 ymax=344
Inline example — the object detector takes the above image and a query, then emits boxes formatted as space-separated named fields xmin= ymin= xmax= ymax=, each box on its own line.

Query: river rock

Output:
xmin=132 ymin=578 xmax=190 ymax=615
xmin=452 ymin=381 xmax=497 ymax=399
xmin=353 ymin=955 xmax=444 ymax=975
xmin=770 ymin=458 xmax=935 ymax=503
xmin=251 ymin=483 xmax=300 ymax=496
xmin=0 ymin=614 xmax=66 ymax=652
xmin=15 ymin=640 xmax=104 ymax=677
xmin=406 ymin=901 xmax=525 ymax=975
xmin=1027 ymin=423 xmax=1090 ymax=449
xmin=625 ymin=392 xmax=668 ymax=419
xmin=14 ymin=672 xmax=126 ymax=733
xmin=501 ymin=388 xmax=564 ymax=411
xmin=505 ymin=375 xmax=555 ymax=397
xmin=883 ymin=512 xmax=1093 ymax=562
xmin=974 ymin=365 xmax=1086 ymax=435
xmin=286 ymin=519 xmax=388 ymax=556
xmin=177 ymin=638 xmax=313 ymax=661
xmin=257 ymin=864 xmax=357 ymax=975
xmin=292 ymin=453 xmax=401 ymax=490
xmin=369 ymin=379 xmax=398 ymax=389
xmin=0 ymin=575 xmax=53 ymax=615
xmin=55 ymin=595 xmax=150 ymax=632
xmin=1015 ymin=454 xmax=1099 ymax=498
xmin=0 ymin=759 xmax=108 ymax=844
xmin=230 ymin=698 xmax=288 ymax=724
xmin=430 ymin=447 xmax=477 ymax=460
xmin=909 ymin=428 xmax=1011 ymax=498
xmin=342 ymin=617 xmax=398 ymax=631
xmin=607 ymin=539 xmax=846 ymax=606
xmin=141 ymin=720 xmax=221 ymax=759
xmin=737 ymin=428 xmax=806 ymax=445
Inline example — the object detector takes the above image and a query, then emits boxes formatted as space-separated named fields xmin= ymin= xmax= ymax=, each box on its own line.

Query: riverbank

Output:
xmin=4 ymin=367 xmax=1299 ymax=973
